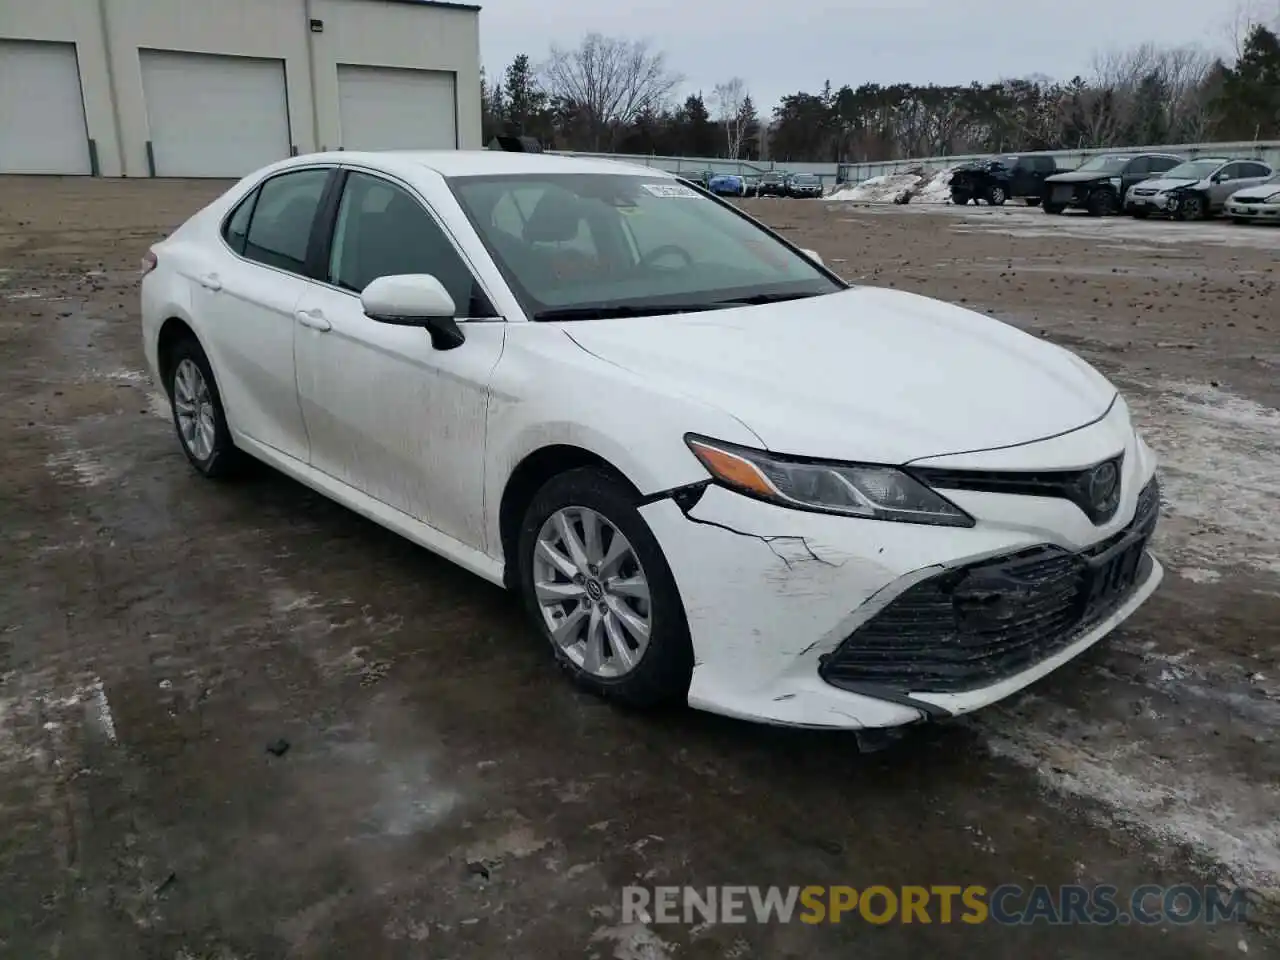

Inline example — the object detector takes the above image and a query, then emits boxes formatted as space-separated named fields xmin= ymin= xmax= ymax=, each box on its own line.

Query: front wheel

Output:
xmin=1086 ymin=189 xmax=1117 ymax=217
xmin=987 ymin=184 xmax=1007 ymax=206
xmin=1043 ymin=202 xmax=1065 ymax=214
xmin=1131 ymin=209 xmax=1150 ymax=219
xmin=517 ymin=467 xmax=693 ymax=708
xmin=1178 ymin=192 xmax=1208 ymax=221
xmin=950 ymin=190 xmax=970 ymax=205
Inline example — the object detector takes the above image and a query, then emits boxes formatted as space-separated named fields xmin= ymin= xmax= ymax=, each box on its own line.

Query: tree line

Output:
xmin=482 ymin=15 xmax=1280 ymax=163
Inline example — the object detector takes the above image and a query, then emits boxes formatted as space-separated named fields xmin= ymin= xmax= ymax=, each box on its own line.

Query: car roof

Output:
xmin=277 ymin=149 xmax=675 ymax=179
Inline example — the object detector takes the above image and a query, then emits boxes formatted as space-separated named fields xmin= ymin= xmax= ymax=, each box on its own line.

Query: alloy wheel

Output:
xmin=533 ymin=506 xmax=652 ymax=678
xmin=173 ymin=358 xmax=216 ymax=461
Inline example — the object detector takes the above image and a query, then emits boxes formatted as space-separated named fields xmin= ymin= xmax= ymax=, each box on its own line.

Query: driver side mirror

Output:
xmin=362 ymin=274 xmax=466 ymax=350
xmin=801 ymin=248 xmax=824 ymax=266
xmin=1210 ymin=172 xmax=1225 ymax=183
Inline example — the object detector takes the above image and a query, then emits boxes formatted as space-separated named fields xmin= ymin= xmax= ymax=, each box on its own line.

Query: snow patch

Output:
xmin=1178 ymin=567 xmax=1222 ymax=584
xmin=1127 ymin=379 xmax=1280 ymax=577
xmin=828 ymin=165 xmax=958 ymax=204
xmin=590 ymin=923 xmax=674 ymax=960
xmin=45 ymin=448 xmax=113 ymax=488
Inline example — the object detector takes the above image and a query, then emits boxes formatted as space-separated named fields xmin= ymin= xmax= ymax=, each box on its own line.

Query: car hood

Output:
xmin=562 ymin=287 xmax=1117 ymax=464
xmin=1229 ymin=183 xmax=1280 ymax=201
xmin=1132 ymin=176 xmax=1201 ymax=192
xmin=1045 ymin=171 xmax=1112 ymax=184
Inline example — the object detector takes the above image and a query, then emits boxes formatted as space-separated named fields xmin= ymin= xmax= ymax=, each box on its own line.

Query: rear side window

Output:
xmin=1149 ymin=157 xmax=1179 ymax=173
xmin=1240 ymin=162 xmax=1271 ymax=178
xmin=223 ymin=191 xmax=257 ymax=254
xmin=1127 ymin=157 xmax=1150 ymax=176
xmin=242 ymin=169 xmax=330 ymax=274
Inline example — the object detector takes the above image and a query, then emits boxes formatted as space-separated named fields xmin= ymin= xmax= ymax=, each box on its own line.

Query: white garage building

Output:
xmin=0 ymin=0 xmax=482 ymax=177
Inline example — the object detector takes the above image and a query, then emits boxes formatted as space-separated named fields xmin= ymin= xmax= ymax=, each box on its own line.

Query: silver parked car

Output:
xmin=1125 ymin=158 xmax=1275 ymax=220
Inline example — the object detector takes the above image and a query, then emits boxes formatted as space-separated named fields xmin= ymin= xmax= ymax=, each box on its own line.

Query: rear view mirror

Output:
xmin=362 ymin=274 xmax=465 ymax=350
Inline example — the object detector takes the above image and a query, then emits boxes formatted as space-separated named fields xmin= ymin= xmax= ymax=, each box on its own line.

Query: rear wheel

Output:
xmin=1043 ymin=202 xmax=1065 ymax=215
xmin=1024 ymin=197 xmax=1041 ymax=207
xmin=987 ymin=184 xmax=1007 ymax=206
xmin=517 ymin=467 xmax=693 ymax=708
xmin=950 ymin=190 xmax=970 ymax=205
xmin=165 ymin=337 xmax=243 ymax=478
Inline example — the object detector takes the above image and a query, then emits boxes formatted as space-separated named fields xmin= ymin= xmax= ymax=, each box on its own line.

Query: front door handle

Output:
xmin=198 ymin=273 xmax=222 ymax=292
xmin=295 ymin=308 xmax=332 ymax=332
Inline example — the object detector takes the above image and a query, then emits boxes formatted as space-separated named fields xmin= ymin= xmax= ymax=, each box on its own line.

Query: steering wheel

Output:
xmin=640 ymin=244 xmax=695 ymax=269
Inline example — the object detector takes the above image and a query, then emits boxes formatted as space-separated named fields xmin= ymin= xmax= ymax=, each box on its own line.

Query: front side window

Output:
xmin=1149 ymin=157 xmax=1179 ymax=173
xmin=328 ymin=171 xmax=492 ymax=317
xmin=1218 ymin=163 xmax=1245 ymax=181
xmin=1163 ymin=160 xmax=1226 ymax=181
xmin=448 ymin=174 xmax=843 ymax=320
xmin=242 ymin=169 xmax=330 ymax=274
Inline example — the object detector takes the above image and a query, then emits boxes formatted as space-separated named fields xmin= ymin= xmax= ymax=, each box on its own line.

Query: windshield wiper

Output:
xmin=533 ymin=303 xmax=728 ymax=322
xmin=713 ymin=291 xmax=818 ymax=307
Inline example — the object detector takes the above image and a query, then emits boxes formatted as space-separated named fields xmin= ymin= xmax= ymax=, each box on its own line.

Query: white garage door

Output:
xmin=0 ymin=40 xmax=91 ymax=175
xmin=337 ymin=65 xmax=456 ymax=151
xmin=140 ymin=51 xmax=290 ymax=177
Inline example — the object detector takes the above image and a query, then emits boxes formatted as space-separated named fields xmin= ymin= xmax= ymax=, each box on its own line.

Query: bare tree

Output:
xmin=542 ymin=34 xmax=681 ymax=151
xmin=712 ymin=77 xmax=750 ymax=158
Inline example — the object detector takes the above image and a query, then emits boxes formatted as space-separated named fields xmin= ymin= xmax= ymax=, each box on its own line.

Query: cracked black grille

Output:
xmin=819 ymin=476 xmax=1160 ymax=696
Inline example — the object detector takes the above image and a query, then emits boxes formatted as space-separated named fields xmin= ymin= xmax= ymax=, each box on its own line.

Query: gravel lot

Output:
xmin=1 ymin=178 xmax=1277 ymax=958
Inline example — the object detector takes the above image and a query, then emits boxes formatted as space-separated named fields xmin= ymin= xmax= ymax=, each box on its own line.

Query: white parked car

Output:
xmin=141 ymin=151 xmax=1163 ymax=731
xmin=1224 ymin=173 xmax=1280 ymax=224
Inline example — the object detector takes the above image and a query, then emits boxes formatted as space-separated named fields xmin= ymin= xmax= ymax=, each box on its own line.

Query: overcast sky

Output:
xmin=478 ymin=0 xmax=1237 ymax=114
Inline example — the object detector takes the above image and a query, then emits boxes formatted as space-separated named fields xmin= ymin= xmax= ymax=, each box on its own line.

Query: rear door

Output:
xmin=195 ymin=166 xmax=333 ymax=461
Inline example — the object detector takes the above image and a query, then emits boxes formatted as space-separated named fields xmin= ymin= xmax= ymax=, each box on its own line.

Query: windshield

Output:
xmin=448 ymin=174 xmax=843 ymax=319
xmin=792 ymin=175 xmax=819 ymax=184
xmin=1163 ymin=160 xmax=1225 ymax=180
xmin=1075 ymin=156 xmax=1132 ymax=173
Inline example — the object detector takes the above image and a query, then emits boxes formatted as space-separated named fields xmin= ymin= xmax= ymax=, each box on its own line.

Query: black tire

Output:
xmin=1043 ymin=202 xmax=1066 ymax=215
xmin=1131 ymin=209 xmax=1150 ymax=219
xmin=1231 ymin=217 xmax=1250 ymax=226
xmin=1086 ymin=189 xmax=1116 ymax=217
xmin=950 ymin=191 xmax=970 ymax=205
xmin=1024 ymin=197 xmax=1041 ymax=207
xmin=1179 ymin=192 xmax=1208 ymax=221
xmin=516 ymin=467 xmax=693 ymax=708
xmin=165 ymin=336 xmax=243 ymax=479
xmin=987 ymin=184 xmax=1007 ymax=206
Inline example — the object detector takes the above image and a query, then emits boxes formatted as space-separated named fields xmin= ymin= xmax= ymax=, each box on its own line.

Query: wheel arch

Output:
xmin=156 ymin=316 xmax=201 ymax=392
xmin=497 ymin=444 xmax=641 ymax=589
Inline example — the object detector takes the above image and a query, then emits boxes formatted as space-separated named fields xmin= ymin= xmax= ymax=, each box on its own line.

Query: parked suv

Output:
xmin=949 ymin=155 xmax=1064 ymax=206
xmin=1125 ymin=158 xmax=1275 ymax=220
xmin=786 ymin=173 xmax=824 ymax=198
xmin=757 ymin=172 xmax=789 ymax=197
xmin=1043 ymin=153 xmax=1183 ymax=216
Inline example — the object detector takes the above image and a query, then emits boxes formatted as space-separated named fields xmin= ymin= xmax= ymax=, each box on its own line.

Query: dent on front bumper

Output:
xmin=638 ymin=409 xmax=1161 ymax=730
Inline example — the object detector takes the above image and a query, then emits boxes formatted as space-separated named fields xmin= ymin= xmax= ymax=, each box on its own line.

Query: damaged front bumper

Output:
xmin=637 ymin=410 xmax=1162 ymax=729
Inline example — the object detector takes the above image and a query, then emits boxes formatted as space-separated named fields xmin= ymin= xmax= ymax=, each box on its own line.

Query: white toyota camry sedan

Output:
xmin=141 ymin=150 xmax=1163 ymax=730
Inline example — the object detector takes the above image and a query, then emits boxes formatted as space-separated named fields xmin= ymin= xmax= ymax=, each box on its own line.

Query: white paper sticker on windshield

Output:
xmin=641 ymin=183 xmax=699 ymax=198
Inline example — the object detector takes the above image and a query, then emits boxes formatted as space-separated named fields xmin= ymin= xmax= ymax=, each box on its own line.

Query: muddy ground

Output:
xmin=0 ymin=178 xmax=1277 ymax=959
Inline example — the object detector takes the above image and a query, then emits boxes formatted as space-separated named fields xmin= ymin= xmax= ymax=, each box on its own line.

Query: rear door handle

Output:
xmin=198 ymin=273 xmax=222 ymax=292
xmin=294 ymin=308 xmax=332 ymax=332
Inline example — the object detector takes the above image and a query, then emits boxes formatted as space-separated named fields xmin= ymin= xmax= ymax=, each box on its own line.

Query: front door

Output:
xmin=294 ymin=169 xmax=505 ymax=550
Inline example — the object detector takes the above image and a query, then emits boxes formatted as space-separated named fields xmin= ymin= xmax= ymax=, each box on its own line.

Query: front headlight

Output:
xmin=685 ymin=435 xmax=975 ymax=527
